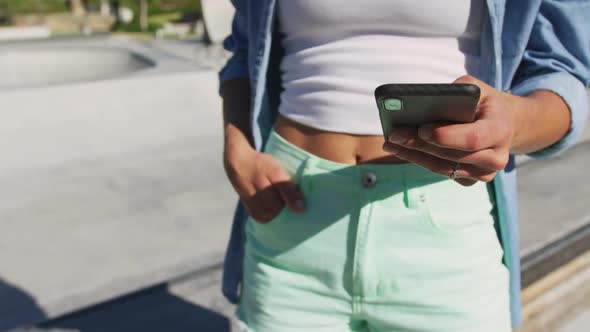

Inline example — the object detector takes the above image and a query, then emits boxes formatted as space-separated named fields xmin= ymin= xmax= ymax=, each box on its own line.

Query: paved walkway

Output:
xmin=558 ymin=306 xmax=590 ymax=332
xmin=556 ymin=278 xmax=590 ymax=332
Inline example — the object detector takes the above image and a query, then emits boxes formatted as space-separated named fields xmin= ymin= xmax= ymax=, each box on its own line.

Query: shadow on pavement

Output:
xmin=38 ymin=285 xmax=230 ymax=332
xmin=0 ymin=277 xmax=47 ymax=331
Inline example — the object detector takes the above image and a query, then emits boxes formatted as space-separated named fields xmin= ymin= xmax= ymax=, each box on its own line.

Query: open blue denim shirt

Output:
xmin=218 ymin=0 xmax=590 ymax=328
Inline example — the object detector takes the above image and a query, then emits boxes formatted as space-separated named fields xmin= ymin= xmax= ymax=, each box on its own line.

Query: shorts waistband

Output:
xmin=265 ymin=128 xmax=448 ymax=183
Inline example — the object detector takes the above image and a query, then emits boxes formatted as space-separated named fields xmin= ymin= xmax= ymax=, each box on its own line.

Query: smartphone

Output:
xmin=374 ymin=83 xmax=480 ymax=140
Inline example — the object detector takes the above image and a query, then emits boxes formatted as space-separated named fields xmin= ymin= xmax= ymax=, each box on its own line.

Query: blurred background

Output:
xmin=0 ymin=1 xmax=588 ymax=331
xmin=0 ymin=0 xmax=202 ymax=37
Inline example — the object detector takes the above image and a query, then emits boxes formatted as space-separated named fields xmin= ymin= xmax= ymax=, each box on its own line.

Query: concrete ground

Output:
xmin=557 ymin=304 xmax=590 ymax=332
xmin=0 ymin=37 xmax=233 ymax=330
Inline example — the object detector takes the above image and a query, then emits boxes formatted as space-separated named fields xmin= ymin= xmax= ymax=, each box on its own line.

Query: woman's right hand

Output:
xmin=223 ymin=142 xmax=305 ymax=224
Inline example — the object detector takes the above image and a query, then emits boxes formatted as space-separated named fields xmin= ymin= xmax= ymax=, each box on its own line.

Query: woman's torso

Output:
xmin=274 ymin=0 xmax=484 ymax=165
xmin=222 ymin=1 xmax=583 ymax=327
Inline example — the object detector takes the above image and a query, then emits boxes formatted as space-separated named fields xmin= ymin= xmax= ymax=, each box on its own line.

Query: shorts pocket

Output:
xmin=408 ymin=179 xmax=495 ymax=234
xmin=245 ymin=174 xmax=311 ymax=255
xmin=248 ymin=205 xmax=289 ymax=236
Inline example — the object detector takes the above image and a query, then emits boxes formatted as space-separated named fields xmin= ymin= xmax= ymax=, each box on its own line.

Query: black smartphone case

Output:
xmin=374 ymin=83 xmax=480 ymax=139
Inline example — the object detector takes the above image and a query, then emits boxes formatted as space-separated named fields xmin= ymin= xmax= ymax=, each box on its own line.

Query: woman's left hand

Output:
xmin=383 ymin=75 xmax=516 ymax=187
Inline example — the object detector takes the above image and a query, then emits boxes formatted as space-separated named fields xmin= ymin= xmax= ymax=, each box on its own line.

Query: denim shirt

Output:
xmin=218 ymin=0 xmax=590 ymax=328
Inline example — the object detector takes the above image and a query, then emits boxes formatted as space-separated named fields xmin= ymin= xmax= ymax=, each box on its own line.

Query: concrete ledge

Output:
xmin=517 ymin=250 xmax=590 ymax=332
xmin=518 ymin=140 xmax=590 ymax=259
xmin=0 ymin=26 xmax=50 ymax=41
xmin=521 ymin=223 xmax=590 ymax=288
xmin=0 ymin=35 xmax=203 ymax=90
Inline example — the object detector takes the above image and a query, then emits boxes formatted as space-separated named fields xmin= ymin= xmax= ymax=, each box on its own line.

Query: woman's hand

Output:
xmin=382 ymin=75 xmax=516 ymax=186
xmin=221 ymin=78 xmax=305 ymax=223
xmin=224 ymin=141 xmax=305 ymax=223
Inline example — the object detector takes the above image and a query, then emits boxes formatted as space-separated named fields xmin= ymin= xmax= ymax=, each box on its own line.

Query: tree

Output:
xmin=68 ymin=0 xmax=86 ymax=16
xmin=139 ymin=0 xmax=148 ymax=31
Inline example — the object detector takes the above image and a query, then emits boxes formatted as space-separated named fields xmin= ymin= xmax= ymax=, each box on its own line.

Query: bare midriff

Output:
xmin=273 ymin=114 xmax=409 ymax=165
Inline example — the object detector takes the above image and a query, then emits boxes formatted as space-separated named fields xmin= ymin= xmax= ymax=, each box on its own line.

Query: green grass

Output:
xmin=147 ymin=11 xmax=182 ymax=30
xmin=147 ymin=0 xmax=200 ymax=15
xmin=0 ymin=0 xmax=201 ymax=33
xmin=114 ymin=0 xmax=201 ymax=33
xmin=0 ymin=0 xmax=67 ymax=15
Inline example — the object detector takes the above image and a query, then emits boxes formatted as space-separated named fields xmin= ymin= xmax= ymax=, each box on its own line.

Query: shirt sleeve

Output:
xmin=509 ymin=0 xmax=590 ymax=159
xmin=218 ymin=0 xmax=250 ymax=95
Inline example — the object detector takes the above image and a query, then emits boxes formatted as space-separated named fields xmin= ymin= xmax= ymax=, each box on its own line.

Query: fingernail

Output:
xmin=389 ymin=131 xmax=408 ymax=144
xmin=383 ymin=144 xmax=399 ymax=154
xmin=294 ymin=200 xmax=305 ymax=212
xmin=418 ymin=125 xmax=433 ymax=140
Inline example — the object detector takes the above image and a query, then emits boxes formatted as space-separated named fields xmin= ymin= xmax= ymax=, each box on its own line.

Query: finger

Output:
xmin=267 ymin=166 xmax=305 ymax=213
xmin=388 ymin=126 xmax=417 ymax=145
xmin=452 ymin=75 xmax=494 ymax=100
xmin=416 ymin=119 xmax=502 ymax=151
xmin=251 ymin=176 xmax=285 ymax=223
xmin=454 ymin=178 xmax=478 ymax=186
xmin=383 ymin=143 xmax=498 ymax=182
xmin=385 ymin=138 xmax=508 ymax=171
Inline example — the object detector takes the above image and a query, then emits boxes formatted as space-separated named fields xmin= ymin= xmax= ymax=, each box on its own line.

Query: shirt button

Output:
xmin=361 ymin=171 xmax=377 ymax=188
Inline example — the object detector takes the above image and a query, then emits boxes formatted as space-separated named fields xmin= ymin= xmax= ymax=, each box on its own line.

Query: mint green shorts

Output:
xmin=236 ymin=129 xmax=511 ymax=332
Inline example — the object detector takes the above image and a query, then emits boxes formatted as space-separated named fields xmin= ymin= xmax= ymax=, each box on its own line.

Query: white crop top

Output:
xmin=277 ymin=0 xmax=485 ymax=135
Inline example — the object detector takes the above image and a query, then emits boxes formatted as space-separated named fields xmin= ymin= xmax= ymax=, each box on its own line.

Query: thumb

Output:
xmin=267 ymin=166 xmax=305 ymax=213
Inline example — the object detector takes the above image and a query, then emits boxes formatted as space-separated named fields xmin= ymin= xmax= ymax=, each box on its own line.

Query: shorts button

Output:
xmin=361 ymin=171 xmax=377 ymax=188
